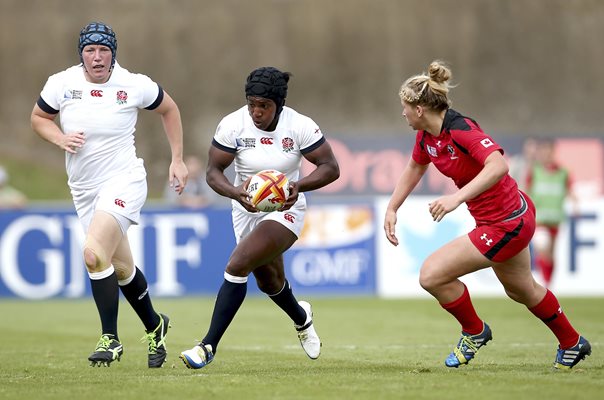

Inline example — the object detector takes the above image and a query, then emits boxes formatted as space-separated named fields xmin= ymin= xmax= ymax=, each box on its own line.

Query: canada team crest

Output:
xmin=116 ymin=90 xmax=128 ymax=105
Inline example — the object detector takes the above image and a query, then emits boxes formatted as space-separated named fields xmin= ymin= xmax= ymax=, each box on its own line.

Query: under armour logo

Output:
xmin=114 ymin=198 xmax=126 ymax=208
xmin=436 ymin=140 xmax=442 ymax=147
xmin=260 ymin=137 xmax=273 ymax=145
xmin=284 ymin=213 xmax=295 ymax=223
xmin=90 ymin=90 xmax=103 ymax=97
xmin=480 ymin=233 xmax=493 ymax=246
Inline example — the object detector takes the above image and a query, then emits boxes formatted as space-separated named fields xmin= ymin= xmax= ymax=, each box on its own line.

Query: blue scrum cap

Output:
xmin=78 ymin=22 xmax=117 ymax=66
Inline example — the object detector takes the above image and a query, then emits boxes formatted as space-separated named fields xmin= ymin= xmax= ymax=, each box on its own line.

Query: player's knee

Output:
xmin=418 ymin=274 xmax=433 ymax=292
xmin=225 ymin=257 xmax=249 ymax=277
xmin=112 ymin=262 xmax=133 ymax=281
xmin=419 ymin=262 xmax=440 ymax=292
xmin=503 ymin=284 xmax=540 ymax=305
xmin=83 ymin=247 xmax=107 ymax=273
xmin=504 ymin=289 xmax=523 ymax=303
xmin=83 ymin=247 xmax=98 ymax=270
xmin=256 ymin=278 xmax=281 ymax=295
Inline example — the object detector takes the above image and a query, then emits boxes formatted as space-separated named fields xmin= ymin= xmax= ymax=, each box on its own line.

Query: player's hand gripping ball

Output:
xmin=246 ymin=170 xmax=290 ymax=212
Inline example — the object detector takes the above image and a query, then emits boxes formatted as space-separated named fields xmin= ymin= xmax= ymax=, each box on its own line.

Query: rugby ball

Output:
xmin=246 ymin=170 xmax=290 ymax=212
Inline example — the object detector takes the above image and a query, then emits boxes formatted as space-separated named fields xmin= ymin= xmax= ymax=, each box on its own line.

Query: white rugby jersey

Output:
xmin=38 ymin=62 xmax=162 ymax=190
xmin=213 ymin=105 xmax=325 ymax=187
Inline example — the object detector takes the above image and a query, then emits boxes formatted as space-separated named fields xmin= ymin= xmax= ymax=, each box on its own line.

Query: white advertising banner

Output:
xmin=552 ymin=199 xmax=604 ymax=296
xmin=375 ymin=196 xmax=604 ymax=297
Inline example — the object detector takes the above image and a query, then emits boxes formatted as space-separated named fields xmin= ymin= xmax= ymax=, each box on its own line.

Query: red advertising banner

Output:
xmin=304 ymin=136 xmax=603 ymax=198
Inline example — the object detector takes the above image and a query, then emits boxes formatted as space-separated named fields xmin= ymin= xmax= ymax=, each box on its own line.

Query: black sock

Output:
xmin=203 ymin=278 xmax=247 ymax=352
xmin=90 ymin=270 xmax=119 ymax=339
xmin=268 ymin=279 xmax=306 ymax=326
xmin=119 ymin=267 xmax=160 ymax=331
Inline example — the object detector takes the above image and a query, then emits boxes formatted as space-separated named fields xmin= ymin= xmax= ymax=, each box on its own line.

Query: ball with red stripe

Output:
xmin=246 ymin=169 xmax=290 ymax=212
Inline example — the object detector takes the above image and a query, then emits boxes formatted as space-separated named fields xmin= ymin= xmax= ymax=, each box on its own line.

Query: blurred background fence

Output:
xmin=1 ymin=1 xmax=603 ymax=299
xmin=1 ymin=0 xmax=603 ymax=199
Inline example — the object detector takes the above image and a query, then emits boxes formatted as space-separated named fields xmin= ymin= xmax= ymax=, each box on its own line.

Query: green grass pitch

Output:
xmin=1 ymin=296 xmax=602 ymax=399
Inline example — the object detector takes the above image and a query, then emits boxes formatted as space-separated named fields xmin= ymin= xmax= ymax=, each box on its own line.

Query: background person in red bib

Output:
xmin=383 ymin=60 xmax=590 ymax=370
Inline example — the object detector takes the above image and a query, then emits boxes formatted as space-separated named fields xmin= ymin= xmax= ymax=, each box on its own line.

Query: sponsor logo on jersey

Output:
xmin=64 ymin=89 xmax=83 ymax=100
xmin=283 ymin=213 xmax=295 ymax=223
xmin=447 ymin=144 xmax=458 ymax=160
xmin=314 ymin=128 xmax=321 ymax=135
xmin=426 ymin=145 xmax=438 ymax=157
xmin=90 ymin=90 xmax=103 ymax=97
xmin=116 ymin=90 xmax=128 ymax=105
xmin=282 ymin=137 xmax=294 ymax=153
xmin=235 ymin=138 xmax=256 ymax=148
xmin=481 ymin=138 xmax=494 ymax=148
xmin=114 ymin=198 xmax=126 ymax=208
xmin=260 ymin=137 xmax=274 ymax=145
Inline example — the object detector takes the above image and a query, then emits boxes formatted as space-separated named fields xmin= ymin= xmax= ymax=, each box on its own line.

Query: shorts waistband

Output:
xmin=503 ymin=192 xmax=528 ymax=222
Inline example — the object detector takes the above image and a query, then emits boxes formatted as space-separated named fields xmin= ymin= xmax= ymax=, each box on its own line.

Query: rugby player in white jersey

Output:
xmin=31 ymin=22 xmax=188 ymax=368
xmin=180 ymin=67 xmax=340 ymax=370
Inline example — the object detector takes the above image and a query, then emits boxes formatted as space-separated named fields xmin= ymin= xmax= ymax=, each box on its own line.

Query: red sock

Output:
xmin=440 ymin=284 xmax=484 ymax=335
xmin=537 ymin=257 xmax=554 ymax=287
xmin=529 ymin=290 xmax=579 ymax=349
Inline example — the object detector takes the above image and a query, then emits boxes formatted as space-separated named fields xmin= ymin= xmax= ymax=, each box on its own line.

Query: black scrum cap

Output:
xmin=245 ymin=67 xmax=290 ymax=115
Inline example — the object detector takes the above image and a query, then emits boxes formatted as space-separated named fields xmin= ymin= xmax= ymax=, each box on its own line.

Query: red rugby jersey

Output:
xmin=412 ymin=109 xmax=520 ymax=225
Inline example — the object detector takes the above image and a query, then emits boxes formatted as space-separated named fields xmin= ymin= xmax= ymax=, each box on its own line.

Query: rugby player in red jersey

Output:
xmin=383 ymin=60 xmax=590 ymax=370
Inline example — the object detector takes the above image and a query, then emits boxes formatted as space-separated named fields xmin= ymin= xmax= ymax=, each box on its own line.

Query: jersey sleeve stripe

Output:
xmin=452 ymin=139 xmax=469 ymax=154
xmin=144 ymin=84 xmax=164 ymax=110
xmin=300 ymin=136 xmax=325 ymax=155
xmin=211 ymin=138 xmax=237 ymax=153
xmin=37 ymin=96 xmax=59 ymax=114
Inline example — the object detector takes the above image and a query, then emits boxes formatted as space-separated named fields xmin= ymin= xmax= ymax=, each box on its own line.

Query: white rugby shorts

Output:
xmin=532 ymin=225 xmax=553 ymax=252
xmin=232 ymin=195 xmax=306 ymax=243
xmin=71 ymin=163 xmax=147 ymax=234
